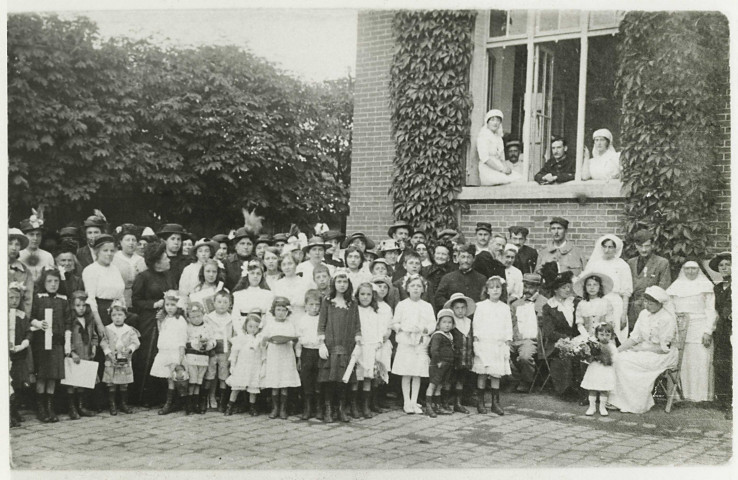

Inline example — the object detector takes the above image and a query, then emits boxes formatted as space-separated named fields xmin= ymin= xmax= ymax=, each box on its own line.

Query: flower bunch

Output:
xmin=554 ymin=338 xmax=592 ymax=362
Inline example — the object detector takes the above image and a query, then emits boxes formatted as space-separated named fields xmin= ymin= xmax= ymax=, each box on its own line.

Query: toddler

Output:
xmin=580 ymin=323 xmax=617 ymax=416
xmin=425 ymin=309 xmax=455 ymax=417
xmin=261 ymin=297 xmax=301 ymax=419
xmin=185 ymin=302 xmax=216 ymax=414
xmin=101 ymin=300 xmax=140 ymax=415
xmin=66 ymin=291 xmax=99 ymax=419
xmin=204 ymin=290 xmax=234 ymax=412
xmin=444 ymin=293 xmax=476 ymax=413
xmin=226 ymin=314 xmax=264 ymax=416
xmin=8 ymin=282 xmax=31 ymax=426
xmin=149 ymin=290 xmax=188 ymax=415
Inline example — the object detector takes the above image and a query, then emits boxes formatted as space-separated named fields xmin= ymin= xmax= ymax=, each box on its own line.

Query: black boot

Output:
xmin=224 ymin=401 xmax=236 ymax=416
xmin=301 ymin=394 xmax=312 ymax=420
xmin=476 ymin=388 xmax=487 ymax=414
xmin=184 ymin=395 xmax=192 ymax=416
xmin=108 ymin=389 xmax=118 ymax=416
xmin=314 ymin=394 xmax=323 ymax=420
xmin=279 ymin=393 xmax=288 ymax=420
xmin=371 ymin=387 xmax=387 ymax=413
xmin=349 ymin=390 xmax=360 ymax=419
xmin=218 ymin=388 xmax=229 ymax=413
xmin=68 ymin=392 xmax=81 ymax=420
xmin=10 ymin=394 xmax=24 ymax=425
xmin=158 ymin=390 xmax=174 ymax=415
xmin=46 ymin=393 xmax=59 ymax=423
xmin=453 ymin=390 xmax=469 ymax=414
xmin=77 ymin=391 xmax=96 ymax=417
xmin=439 ymin=391 xmax=453 ymax=414
xmin=435 ymin=395 xmax=452 ymax=415
xmin=36 ymin=394 xmax=49 ymax=423
xmin=361 ymin=391 xmax=373 ymax=419
xmin=268 ymin=391 xmax=280 ymax=419
xmin=490 ymin=388 xmax=504 ymax=416
xmin=119 ymin=390 xmax=133 ymax=414
xmin=425 ymin=397 xmax=437 ymax=418
xmin=198 ymin=393 xmax=208 ymax=414
xmin=338 ymin=392 xmax=350 ymax=423
xmin=249 ymin=401 xmax=259 ymax=416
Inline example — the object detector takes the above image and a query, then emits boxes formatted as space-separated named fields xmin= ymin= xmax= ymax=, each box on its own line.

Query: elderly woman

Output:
xmin=709 ymin=252 xmax=731 ymax=416
xmin=667 ymin=261 xmax=717 ymax=403
xmin=130 ymin=241 xmax=177 ymax=406
xmin=609 ymin=286 xmax=678 ymax=413
xmin=585 ymin=234 xmax=633 ymax=343
xmin=82 ymin=234 xmax=126 ymax=335
xmin=477 ymin=109 xmax=524 ymax=186
xmin=582 ymin=128 xmax=621 ymax=181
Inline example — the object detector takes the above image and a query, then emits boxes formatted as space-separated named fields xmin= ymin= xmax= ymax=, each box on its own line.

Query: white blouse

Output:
xmin=112 ymin=251 xmax=147 ymax=307
xmin=158 ymin=315 xmax=188 ymax=350
xmin=82 ymin=261 xmax=126 ymax=311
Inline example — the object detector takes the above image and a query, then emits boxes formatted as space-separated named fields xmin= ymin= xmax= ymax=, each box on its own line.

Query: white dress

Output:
xmin=226 ymin=334 xmax=264 ymax=393
xmin=672 ymin=294 xmax=716 ymax=402
xmin=580 ymin=342 xmax=617 ymax=391
xmin=178 ymin=262 xmax=206 ymax=296
xmin=472 ymin=299 xmax=513 ymax=377
xmin=261 ymin=320 xmax=301 ymax=388
xmin=476 ymin=127 xmax=524 ymax=185
xmin=574 ymin=298 xmax=614 ymax=341
xmin=391 ymin=298 xmax=436 ymax=377
xmin=588 ymin=149 xmax=621 ymax=180
xmin=150 ymin=315 xmax=188 ymax=378
xmin=609 ymin=308 xmax=678 ymax=413
xmin=272 ymin=275 xmax=313 ymax=318
xmin=231 ymin=287 xmax=274 ymax=333
xmin=357 ymin=304 xmax=393 ymax=381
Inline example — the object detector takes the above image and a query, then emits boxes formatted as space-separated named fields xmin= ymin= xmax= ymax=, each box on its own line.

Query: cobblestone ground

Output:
xmin=10 ymin=392 xmax=732 ymax=469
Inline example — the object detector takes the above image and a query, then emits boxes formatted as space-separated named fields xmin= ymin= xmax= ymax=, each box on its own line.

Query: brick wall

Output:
xmin=345 ymin=11 xmax=396 ymax=242
xmin=707 ymin=87 xmax=731 ymax=255
xmin=461 ymin=199 xmax=626 ymax=260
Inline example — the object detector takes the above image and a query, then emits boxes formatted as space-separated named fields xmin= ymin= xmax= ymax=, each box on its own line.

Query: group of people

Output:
xmin=6 ymin=208 xmax=731 ymax=429
xmin=477 ymin=108 xmax=621 ymax=185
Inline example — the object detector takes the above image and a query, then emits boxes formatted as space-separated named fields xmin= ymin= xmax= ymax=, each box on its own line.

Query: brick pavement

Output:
xmin=10 ymin=394 xmax=732 ymax=469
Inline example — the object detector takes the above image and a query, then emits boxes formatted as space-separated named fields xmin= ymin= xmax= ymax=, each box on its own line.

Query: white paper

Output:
xmin=60 ymin=358 xmax=98 ymax=389
xmin=44 ymin=308 xmax=53 ymax=350
xmin=341 ymin=346 xmax=361 ymax=383
xmin=9 ymin=308 xmax=17 ymax=347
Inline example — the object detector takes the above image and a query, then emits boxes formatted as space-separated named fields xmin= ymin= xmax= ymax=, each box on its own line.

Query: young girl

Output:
xmin=232 ymin=259 xmax=274 ymax=333
xmin=263 ymin=247 xmax=284 ymax=290
xmin=180 ymin=239 xmax=217 ymax=296
xmin=66 ymin=291 xmax=99 ymax=419
xmin=295 ymin=290 xmax=323 ymax=420
xmin=226 ymin=314 xmax=264 ymax=415
xmin=189 ymin=259 xmax=227 ymax=314
xmin=444 ymin=293 xmax=476 ymax=414
xmin=318 ymin=270 xmax=362 ymax=423
xmin=344 ymin=247 xmax=372 ymax=288
xmin=204 ymin=290 xmax=234 ymax=412
xmin=580 ymin=323 xmax=617 ymax=416
xmin=149 ymin=290 xmax=188 ymax=415
xmin=473 ymin=276 xmax=513 ymax=416
xmin=426 ymin=309 xmax=455 ymax=417
xmin=101 ymin=300 xmax=140 ymax=415
xmin=9 ymin=282 xmax=32 ymax=426
xmin=185 ymin=302 xmax=216 ymax=415
xmin=391 ymin=274 xmax=436 ymax=415
xmin=354 ymin=282 xmax=392 ymax=419
xmin=574 ymin=272 xmax=615 ymax=341
xmin=369 ymin=275 xmax=394 ymax=412
xmin=29 ymin=268 xmax=71 ymax=423
xmin=261 ymin=297 xmax=301 ymax=419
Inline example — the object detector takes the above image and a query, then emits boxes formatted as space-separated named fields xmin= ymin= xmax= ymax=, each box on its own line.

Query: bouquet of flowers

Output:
xmin=554 ymin=338 xmax=592 ymax=362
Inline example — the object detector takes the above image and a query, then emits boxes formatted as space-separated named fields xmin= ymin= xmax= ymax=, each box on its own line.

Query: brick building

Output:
xmin=347 ymin=10 xmax=730 ymax=262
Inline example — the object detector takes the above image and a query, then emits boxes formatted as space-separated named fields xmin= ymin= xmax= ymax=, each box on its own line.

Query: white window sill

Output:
xmin=457 ymin=180 xmax=624 ymax=201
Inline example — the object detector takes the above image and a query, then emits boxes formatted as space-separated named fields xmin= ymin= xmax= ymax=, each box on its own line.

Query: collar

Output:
xmin=9 ymin=260 xmax=26 ymax=272
xmin=458 ymin=267 xmax=473 ymax=275
xmin=525 ymin=292 xmax=540 ymax=303
xmin=546 ymin=240 xmax=571 ymax=254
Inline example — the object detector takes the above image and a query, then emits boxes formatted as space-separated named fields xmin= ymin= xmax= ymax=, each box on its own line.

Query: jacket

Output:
xmin=626 ymin=254 xmax=671 ymax=324
xmin=69 ymin=309 xmax=99 ymax=360
xmin=429 ymin=331 xmax=454 ymax=364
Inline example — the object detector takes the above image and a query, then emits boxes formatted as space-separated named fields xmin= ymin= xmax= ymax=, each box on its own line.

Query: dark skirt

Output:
xmin=10 ymin=351 xmax=31 ymax=387
xmin=318 ymin=347 xmax=356 ymax=383
xmin=714 ymin=334 xmax=732 ymax=407
xmin=31 ymin=336 xmax=65 ymax=381
xmin=300 ymin=348 xmax=320 ymax=393
xmin=130 ymin=313 xmax=160 ymax=405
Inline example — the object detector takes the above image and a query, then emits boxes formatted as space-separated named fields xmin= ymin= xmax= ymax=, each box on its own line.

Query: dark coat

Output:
xmin=626 ymin=254 xmax=671 ymax=326
xmin=167 ymin=254 xmax=190 ymax=288
xmin=422 ymin=262 xmax=454 ymax=311
xmin=434 ymin=268 xmax=487 ymax=312
xmin=429 ymin=331 xmax=454 ymax=364
xmin=534 ymin=154 xmax=575 ymax=184
xmin=514 ymin=245 xmax=538 ymax=275
xmin=224 ymin=254 xmax=254 ymax=291
xmin=69 ymin=309 xmax=99 ymax=360
xmin=540 ymin=300 xmax=579 ymax=358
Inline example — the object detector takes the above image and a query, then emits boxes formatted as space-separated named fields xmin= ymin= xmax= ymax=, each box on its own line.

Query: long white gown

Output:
xmin=477 ymin=127 xmax=524 ymax=185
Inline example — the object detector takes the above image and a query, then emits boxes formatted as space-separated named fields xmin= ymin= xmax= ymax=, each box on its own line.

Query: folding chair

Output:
xmin=529 ymin=327 xmax=552 ymax=393
xmin=653 ymin=314 xmax=688 ymax=412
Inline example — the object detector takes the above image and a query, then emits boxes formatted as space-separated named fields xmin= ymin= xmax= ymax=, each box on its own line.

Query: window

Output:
xmin=469 ymin=10 xmax=625 ymax=190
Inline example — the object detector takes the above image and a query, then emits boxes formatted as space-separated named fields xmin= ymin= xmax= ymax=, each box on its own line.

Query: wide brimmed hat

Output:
xmin=342 ymin=232 xmax=375 ymax=250
xmin=303 ymin=236 xmax=328 ymax=254
xmin=157 ymin=224 xmax=190 ymax=240
xmin=92 ymin=234 xmax=116 ymax=249
xmin=436 ymin=308 xmax=455 ymax=322
xmin=8 ymin=228 xmax=29 ymax=249
xmin=255 ymin=234 xmax=273 ymax=246
xmin=272 ymin=233 xmax=289 ymax=244
xmin=387 ymin=221 xmax=413 ymax=239
xmin=322 ymin=230 xmax=345 ymax=243
xmin=443 ymin=292 xmax=476 ymax=315
xmin=574 ymin=271 xmax=614 ymax=297
xmin=193 ymin=238 xmax=219 ymax=258
xmin=709 ymin=251 xmax=731 ymax=273
xmin=378 ymin=239 xmax=401 ymax=253
xmin=230 ymin=227 xmax=255 ymax=244
xmin=211 ymin=233 xmax=230 ymax=244
xmin=83 ymin=214 xmax=107 ymax=229
xmin=59 ymin=226 xmax=79 ymax=239
xmin=547 ymin=270 xmax=574 ymax=292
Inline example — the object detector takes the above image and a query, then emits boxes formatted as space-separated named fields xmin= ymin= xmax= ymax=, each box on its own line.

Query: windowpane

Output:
xmin=589 ymin=10 xmax=624 ymax=29
xmin=508 ymin=10 xmax=528 ymax=36
xmin=489 ymin=10 xmax=507 ymax=37
xmin=537 ymin=10 xmax=558 ymax=32
xmin=559 ymin=11 xmax=581 ymax=30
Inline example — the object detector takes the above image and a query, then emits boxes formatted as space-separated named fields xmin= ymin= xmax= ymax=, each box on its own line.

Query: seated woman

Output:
xmin=609 ymin=286 xmax=678 ymax=413
xmin=581 ymin=129 xmax=621 ymax=181
xmin=477 ymin=109 xmax=524 ymax=186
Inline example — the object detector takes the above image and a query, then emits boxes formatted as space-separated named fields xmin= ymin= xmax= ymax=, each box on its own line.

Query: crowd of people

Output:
xmin=6 ymin=207 xmax=732 ymax=428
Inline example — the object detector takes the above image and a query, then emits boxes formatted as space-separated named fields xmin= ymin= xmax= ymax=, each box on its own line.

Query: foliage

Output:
xmin=617 ymin=11 xmax=728 ymax=269
xmin=8 ymin=14 xmax=352 ymax=234
xmin=389 ymin=10 xmax=475 ymax=237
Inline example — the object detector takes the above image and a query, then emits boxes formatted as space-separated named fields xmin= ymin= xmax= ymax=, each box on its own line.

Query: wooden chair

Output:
xmin=529 ymin=327 xmax=552 ymax=393
xmin=653 ymin=314 xmax=688 ymax=412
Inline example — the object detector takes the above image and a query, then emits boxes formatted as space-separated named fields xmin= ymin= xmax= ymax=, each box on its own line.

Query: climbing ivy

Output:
xmin=617 ymin=11 xmax=728 ymax=268
xmin=389 ymin=10 xmax=476 ymax=237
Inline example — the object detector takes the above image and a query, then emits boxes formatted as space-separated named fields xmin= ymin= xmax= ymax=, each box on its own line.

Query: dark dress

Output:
xmin=317 ymin=298 xmax=361 ymax=383
xmin=540 ymin=299 xmax=580 ymax=395
xmin=30 ymin=293 xmax=72 ymax=380
xmin=10 ymin=310 xmax=33 ymax=388
xmin=60 ymin=271 xmax=85 ymax=298
xmin=130 ymin=269 xmax=176 ymax=404
xmin=167 ymin=254 xmax=189 ymax=288
xmin=713 ymin=279 xmax=732 ymax=409
xmin=224 ymin=254 xmax=253 ymax=291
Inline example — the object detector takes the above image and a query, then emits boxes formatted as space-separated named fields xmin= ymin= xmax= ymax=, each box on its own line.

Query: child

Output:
xmin=473 ymin=276 xmax=513 ymax=416
xmin=261 ymin=297 xmax=301 ymax=419
xmin=426 ymin=309 xmax=455 ymax=417
xmin=204 ymin=290 xmax=234 ymax=412
xmin=189 ymin=259 xmax=227 ymax=314
xmin=370 ymin=260 xmax=400 ymax=310
xmin=9 ymin=282 xmax=32 ymax=426
xmin=312 ymin=264 xmax=332 ymax=299
xmin=354 ymin=282 xmax=392 ymax=419
xmin=225 ymin=313 xmax=264 ymax=416
xmin=66 ymin=291 xmax=99 ymax=419
xmin=101 ymin=300 xmax=140 ymax=415
xmin=368 ymin=275 xmax=394 ymax=412
xmin=185 ymin=302 xmax=216 ymax=414
xmin=574 ymin=273 xmax=615 ymax=341
xmin=295 ymin=290 xmax=323 ymax=420
xmin=149 ymin=290 xmax=188 ymax=415
xmin=29 ymin=268 xmax=71 ymax=423
xmin=444 ymin=293 xmax=476 ymax=413
xmin=580 ymin=323 xmax=617 ymax=416
xmin=393 ymin=251 xmax=428 ymax=301
xmin=344 ymin=247 xmax=372 ymax=287
xmin=318 ymin=270 xmax=362 ymax=423
xmin=391 ymin=274 xmax=436 ymax=414
xmin=180 ymin=240 xmax=218 ymax=296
